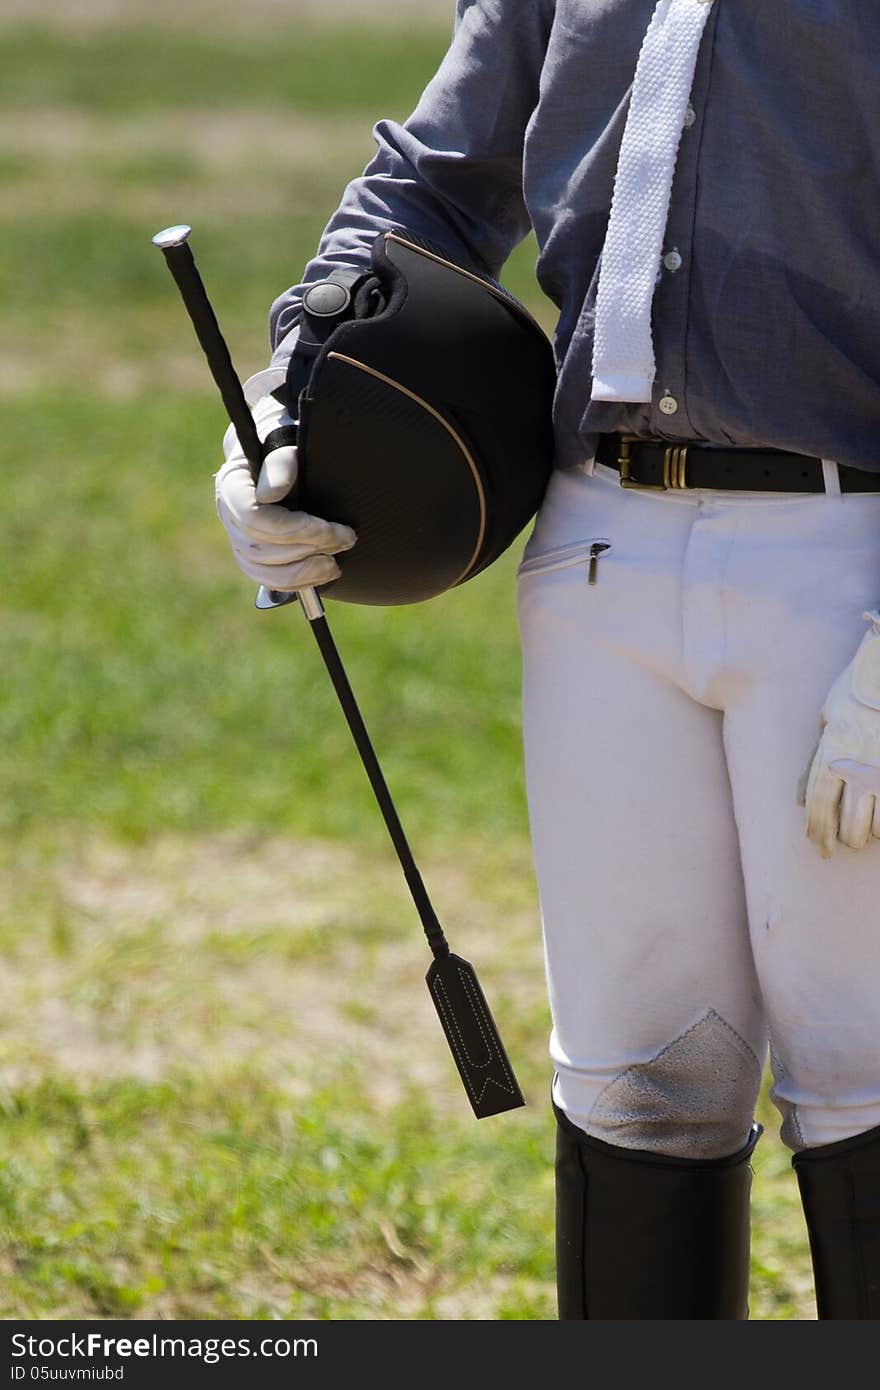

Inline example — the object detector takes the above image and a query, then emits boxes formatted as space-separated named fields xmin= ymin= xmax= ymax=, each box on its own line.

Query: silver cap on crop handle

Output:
xmin=151 ymin=225 xmax=193 ymax=250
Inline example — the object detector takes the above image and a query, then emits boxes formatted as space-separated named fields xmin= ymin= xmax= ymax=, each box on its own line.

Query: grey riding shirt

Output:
xmin=269 ymin=0 xmax=880 ymax=474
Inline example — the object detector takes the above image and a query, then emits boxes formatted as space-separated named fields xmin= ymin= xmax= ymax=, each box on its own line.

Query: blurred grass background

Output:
xmin=0 ymin=1 xmax=813 ymax=1318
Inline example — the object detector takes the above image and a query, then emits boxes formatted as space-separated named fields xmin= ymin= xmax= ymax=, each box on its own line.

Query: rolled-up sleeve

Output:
xmin=269 ymin=0 xmax=552 ymax=366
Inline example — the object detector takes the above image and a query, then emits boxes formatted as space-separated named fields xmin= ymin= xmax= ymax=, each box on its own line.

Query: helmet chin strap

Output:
xmin=280 ymin=266 xmax=372 ymax=413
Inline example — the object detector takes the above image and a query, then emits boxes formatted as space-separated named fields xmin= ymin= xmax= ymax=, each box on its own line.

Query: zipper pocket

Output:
xmin=517 ymin=537 xmax=612 ymax=582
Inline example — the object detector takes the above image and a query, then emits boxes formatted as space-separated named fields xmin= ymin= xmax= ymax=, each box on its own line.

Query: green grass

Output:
xmin=0 ymin=1074 xmax=815 ymax=1321
xmin=0 ymin=393 xmax=530 ymax=850
xmin=0 ymin=1076 xmax=556 ymax=1320
xmin=0 ymin=26 xmax=453 ymax=116
xmin=0 ymin=12 xmax=817 ymax=1320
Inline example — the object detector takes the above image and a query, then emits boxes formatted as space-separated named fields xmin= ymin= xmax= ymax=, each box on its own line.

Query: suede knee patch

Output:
xmin=588 ymin=1009 xmax=762 ymax=1158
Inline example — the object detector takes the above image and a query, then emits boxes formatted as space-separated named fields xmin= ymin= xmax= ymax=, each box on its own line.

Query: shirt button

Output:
xmin=683 ymin=103 xmax=696 ymax=128
xmin=663 ymin=249 xmax=682 ymax=272
xmin=659 ymin=395 xmax=678 ymax=415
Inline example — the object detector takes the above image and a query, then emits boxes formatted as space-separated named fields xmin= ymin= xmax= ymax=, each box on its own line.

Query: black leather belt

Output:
xmin=595 ymin=434 xmax=880 ymax=493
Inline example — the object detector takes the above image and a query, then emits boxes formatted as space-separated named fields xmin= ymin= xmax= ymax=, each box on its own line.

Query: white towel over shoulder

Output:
xmin=590 ymin=0 xmax=715 ymax=405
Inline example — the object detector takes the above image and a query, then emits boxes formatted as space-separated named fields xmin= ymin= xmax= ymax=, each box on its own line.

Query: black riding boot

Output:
xmin=554 ymin=1101 xmax=760 ymax=1319
xmin=792 ymin=1121 xmax=880 ymax=1318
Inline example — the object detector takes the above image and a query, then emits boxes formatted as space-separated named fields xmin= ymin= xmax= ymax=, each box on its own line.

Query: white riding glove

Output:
xmin=214 ymin=369 xmax=356 ymax=591
xmin=799 ymin=609 xmax=880 ymax=858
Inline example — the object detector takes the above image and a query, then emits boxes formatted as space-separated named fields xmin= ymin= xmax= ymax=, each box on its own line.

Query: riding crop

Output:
xmin=152 ymin=223 xmax=526 ymax=1120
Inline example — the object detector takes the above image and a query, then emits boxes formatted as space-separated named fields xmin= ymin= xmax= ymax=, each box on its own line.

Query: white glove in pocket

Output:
xmin=801 ymin=609 xmax=880 ymax=857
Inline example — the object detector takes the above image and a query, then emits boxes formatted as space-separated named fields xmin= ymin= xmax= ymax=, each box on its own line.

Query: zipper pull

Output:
xmin=587 ymin=541 xmax=610 ymax=585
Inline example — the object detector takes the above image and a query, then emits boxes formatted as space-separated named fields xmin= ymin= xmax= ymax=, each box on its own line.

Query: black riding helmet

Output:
xmin=267 ymin=229 xmax=557 ymax=606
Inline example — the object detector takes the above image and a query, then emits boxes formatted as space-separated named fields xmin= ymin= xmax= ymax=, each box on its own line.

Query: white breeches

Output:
xmin=517 ymin=462 xmax=880 ymax=1158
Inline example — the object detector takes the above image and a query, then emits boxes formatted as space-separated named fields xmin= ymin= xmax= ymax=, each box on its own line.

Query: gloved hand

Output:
xmin=799 ymin=609 xmax=880 ymax=858
xmin=214 ymin=375 xmax=356 ymax=591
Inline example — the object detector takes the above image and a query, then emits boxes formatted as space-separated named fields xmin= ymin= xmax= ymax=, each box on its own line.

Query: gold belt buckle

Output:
xmin=618 ymin=435 xmax=689 ymax=490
